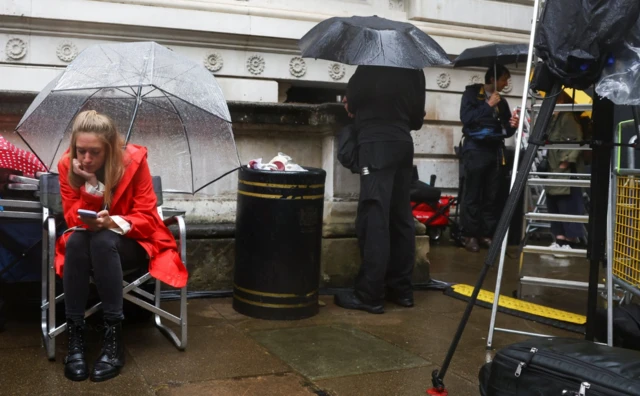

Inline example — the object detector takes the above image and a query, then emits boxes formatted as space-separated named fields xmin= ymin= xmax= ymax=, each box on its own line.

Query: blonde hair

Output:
xmin=67 ymin=110 xmax=125 ymax=207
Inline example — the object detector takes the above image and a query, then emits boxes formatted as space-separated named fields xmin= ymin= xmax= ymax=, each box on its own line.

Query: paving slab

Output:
xmin=315 ymin=365 xmax=479 ymax=396
xmin=0 ymin=346 xmax=153 ymax=396
xmin=124 ymin=323 xmax=290 ymax=386
xmin=251 ymin=325 xmax=429 ymax=380
xmin=156 ymin=373 xmax=324 ymax=396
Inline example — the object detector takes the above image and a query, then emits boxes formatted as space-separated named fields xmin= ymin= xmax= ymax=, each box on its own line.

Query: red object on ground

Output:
xmin=426 ymin=387 xmax=448 ymax=396
xmin=0 ymin=135 xmax=47 ymax=176
xmin=412 ymin=195 xmax=455 ymax=227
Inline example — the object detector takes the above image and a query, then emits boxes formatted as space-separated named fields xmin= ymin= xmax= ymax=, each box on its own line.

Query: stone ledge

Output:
xmin=185 ymin=235 xmax=430 ymax=291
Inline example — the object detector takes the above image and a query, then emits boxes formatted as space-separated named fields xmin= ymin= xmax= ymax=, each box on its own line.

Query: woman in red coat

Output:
xmin=57 ymin=110 xmax=187 ymax=383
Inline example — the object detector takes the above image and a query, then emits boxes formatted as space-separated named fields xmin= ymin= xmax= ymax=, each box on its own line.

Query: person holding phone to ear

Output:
xmin=56 ymin=110 xmax=187 ymax=383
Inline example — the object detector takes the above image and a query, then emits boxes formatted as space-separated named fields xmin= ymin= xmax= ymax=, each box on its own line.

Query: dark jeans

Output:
xmin=546 ymin=187 xmax=586 ymax=239
xmin=63 ymin=230 xmax=147 ymax=321
xmin=461 ymin=149 xmax=504 ymax=239
xmin=355 ymin=141 xmax=415 ymax=304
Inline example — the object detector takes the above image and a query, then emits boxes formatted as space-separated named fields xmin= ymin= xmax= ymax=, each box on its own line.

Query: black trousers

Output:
xmin=63 ymin=230 xmax=147 ymax=321
xmin=461 ymin=149 xmax=504 ymax=239
xmin=355 ymin=141 xmax=415 ymax=304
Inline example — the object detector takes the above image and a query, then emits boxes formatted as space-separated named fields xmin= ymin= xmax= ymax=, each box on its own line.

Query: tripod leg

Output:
xmin=585 ymin=95 xmax=615 ymax=341
xmin=430 ymin=81 xmax=562 ymax=392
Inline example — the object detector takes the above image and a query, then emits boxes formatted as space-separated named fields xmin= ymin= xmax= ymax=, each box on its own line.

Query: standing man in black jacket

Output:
xmin=459 ymin=65 xmax=519 ymax=253
xmin=334 ymin=66 xmax=426 ymax=314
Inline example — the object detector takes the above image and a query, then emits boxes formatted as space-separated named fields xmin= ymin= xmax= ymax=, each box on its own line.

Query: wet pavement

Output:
xmin=0 ymin=242 xmax=592 ymax=396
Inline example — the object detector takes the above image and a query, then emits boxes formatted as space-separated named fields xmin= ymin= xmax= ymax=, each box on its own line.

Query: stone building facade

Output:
xmin=0 ymin=0 xmax=534 ymax=288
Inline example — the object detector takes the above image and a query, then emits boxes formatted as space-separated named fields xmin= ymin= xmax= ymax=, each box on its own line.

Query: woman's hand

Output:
xmin=79 ymin=210 xmax=116 ymax=231
xmin=72 ymin=158 xmax=98 ymax=187
xmin=559 ymin=161 xmax=570 ymax=170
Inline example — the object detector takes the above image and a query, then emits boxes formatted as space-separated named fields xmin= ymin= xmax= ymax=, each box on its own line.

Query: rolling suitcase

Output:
xmin=479 ymin=337 xmax=640 ymax=396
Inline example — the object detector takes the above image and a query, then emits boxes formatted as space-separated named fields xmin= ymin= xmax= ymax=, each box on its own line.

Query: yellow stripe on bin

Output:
xmin=234 ymin=283 xmax=317 ymax=298
xmin=238 ymin=190 xmax=324 ymax=200
xmin=239 ymin=180 xmax=324 ymax=189
xmin=233 ymin=294 xmax=317 ymax=309
xmin=451 ymin=284 xmax=586 ymax=325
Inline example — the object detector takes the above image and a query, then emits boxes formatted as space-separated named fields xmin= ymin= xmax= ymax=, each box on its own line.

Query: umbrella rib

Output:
xmin=36 ymin=88 xmax=103 ymax=171
xmin=156 ymin=89 xmax=232 ymax=124
xmin=154 ymin=64 xmax=200 ymax=88
xmin=115 ymin=87 xmax=137 ymax=98
xmin=141 ymin=87 xmax=160 ymax=98
xmin=194 ymin=165 xmax=242 ymax=194
xmin=48 ymin=88 xmax=106 ymax=170
xmin=157 ymin=88 xmax=196 ymax=193
xmin=140 ymin=95 xmax=179 ymax=115
xmin=99 ymin=46 xmax=146 ymax=89
xmin=53 ymin=84 xmax=143 ymax=95
xmin=57 ymin=67 xmax=120 ymax=91
xmin=14 ymin=131 xmax=46 ymax=173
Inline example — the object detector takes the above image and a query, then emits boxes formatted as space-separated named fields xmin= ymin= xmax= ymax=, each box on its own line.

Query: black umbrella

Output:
xmin=15 ymin=42 xmax=240 ymax=194
xmin=299 ymin=15 xmax=450 ymax=69
xmin=453 ymin=43 xmax=528 ymax=68
xmin=453 ymin=43 xmax=528 ymax=92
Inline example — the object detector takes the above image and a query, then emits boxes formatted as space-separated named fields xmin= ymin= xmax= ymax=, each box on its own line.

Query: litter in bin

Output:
xmin=247 ymin=152 xmax=307 ymax=172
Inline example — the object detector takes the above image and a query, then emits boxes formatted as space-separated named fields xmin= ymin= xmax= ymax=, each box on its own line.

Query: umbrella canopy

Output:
xmin=16 ymin=41 xmax=240 ymax=194
xmin=0 ymin=135 xmax=46 ymax=176
xmin=453 ymin=43 xmax=528 ymax=68
xmin=299 ymin=16 xmax=450 ymax=69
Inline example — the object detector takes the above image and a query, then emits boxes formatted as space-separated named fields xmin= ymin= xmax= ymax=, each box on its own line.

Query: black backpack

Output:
xmin=337 ymin=124 xmax=360 ymax=174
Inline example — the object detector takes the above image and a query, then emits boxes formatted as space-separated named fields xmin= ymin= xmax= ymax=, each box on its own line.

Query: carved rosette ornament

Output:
xmin=436 ymin=72 xmax=451 ymax=89
xmin=328 ymin=63 xmax=346 ymax=81
xmin=204 ymin=51 xmax=224 ymax=72
xmin=6 ymin=38 xmax=27 ymax=60
xmin=56 ymin=41 xmax=78 ymax=62
xmin=502 ymin=78 xmax=513 ymax=93
xmin=470 ymin=75 xmax=483 ymax=85
xmin=389 ymin=0 xmax=405 ymax=11
xmin=289 ymin=57 xmax=307 ymax=78
xmin=246 ymin=54 xmax=265 ymax=75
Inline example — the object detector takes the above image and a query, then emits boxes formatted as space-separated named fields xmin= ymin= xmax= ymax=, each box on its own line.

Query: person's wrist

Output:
xmin=87 ymin=176 xmax=98 ymax=187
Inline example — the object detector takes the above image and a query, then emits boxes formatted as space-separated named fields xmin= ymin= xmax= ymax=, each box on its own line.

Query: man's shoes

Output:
xmin=386 ymin=294 xmax=414 ymax=308
xmin=480 ymin=238 xmax=492 ymax=248
xmin=465 ymin=237 xmax=480 ymax=253
xmin=334 ymin=292 xmax=384 ymax=314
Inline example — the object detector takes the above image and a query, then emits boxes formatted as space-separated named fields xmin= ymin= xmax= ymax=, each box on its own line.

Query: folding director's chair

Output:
xmin=39 ymin=173 xmax=187 ymax=360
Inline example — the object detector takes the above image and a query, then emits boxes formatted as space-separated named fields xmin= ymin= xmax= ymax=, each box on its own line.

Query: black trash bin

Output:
xmin=233 ymin=166 xmax=326 ymax=320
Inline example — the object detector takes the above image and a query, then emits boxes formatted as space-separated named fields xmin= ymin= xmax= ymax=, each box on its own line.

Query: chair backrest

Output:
xmin=152 ymin=176 xmax=163 ymax=207
xmin=39 ymin=173 xmax=63 ymax=215
xmin=38 ymin=174 xmax=163 ymax=213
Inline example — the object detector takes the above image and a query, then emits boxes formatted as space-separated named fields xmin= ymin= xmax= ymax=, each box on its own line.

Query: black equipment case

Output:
xmin=479 ymin=338 xmax=640 ymax=395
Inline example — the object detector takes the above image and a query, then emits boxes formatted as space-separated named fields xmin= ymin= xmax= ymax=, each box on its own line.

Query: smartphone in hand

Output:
xmin=77 ymin=209 xmax=98 ymax=219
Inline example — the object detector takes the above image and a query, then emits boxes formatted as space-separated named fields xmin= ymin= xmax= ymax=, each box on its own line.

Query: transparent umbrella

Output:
xmin=15 ymin=41 xmax=240 ymax=193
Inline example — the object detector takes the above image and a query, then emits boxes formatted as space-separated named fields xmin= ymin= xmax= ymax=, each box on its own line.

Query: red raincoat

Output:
xmin=55 ymin=144 xmax=188 ymax=288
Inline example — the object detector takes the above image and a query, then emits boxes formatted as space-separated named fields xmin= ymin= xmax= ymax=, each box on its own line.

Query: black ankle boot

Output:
xmin=90 ymin=320 xmax=125 ymax=382
xmin=64 ymin=319 xmax=88 ymax=381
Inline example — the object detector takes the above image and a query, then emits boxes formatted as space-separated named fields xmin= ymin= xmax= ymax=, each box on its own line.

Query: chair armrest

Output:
xmin=163 ymin=215 xmax=187 ymax=265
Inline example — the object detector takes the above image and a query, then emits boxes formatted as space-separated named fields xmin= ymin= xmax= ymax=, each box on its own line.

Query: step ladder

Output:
xmin=484 ymin=0 xmax=611 ymax=350
xmin=518 ymin=120 xmax=594 ymax=294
